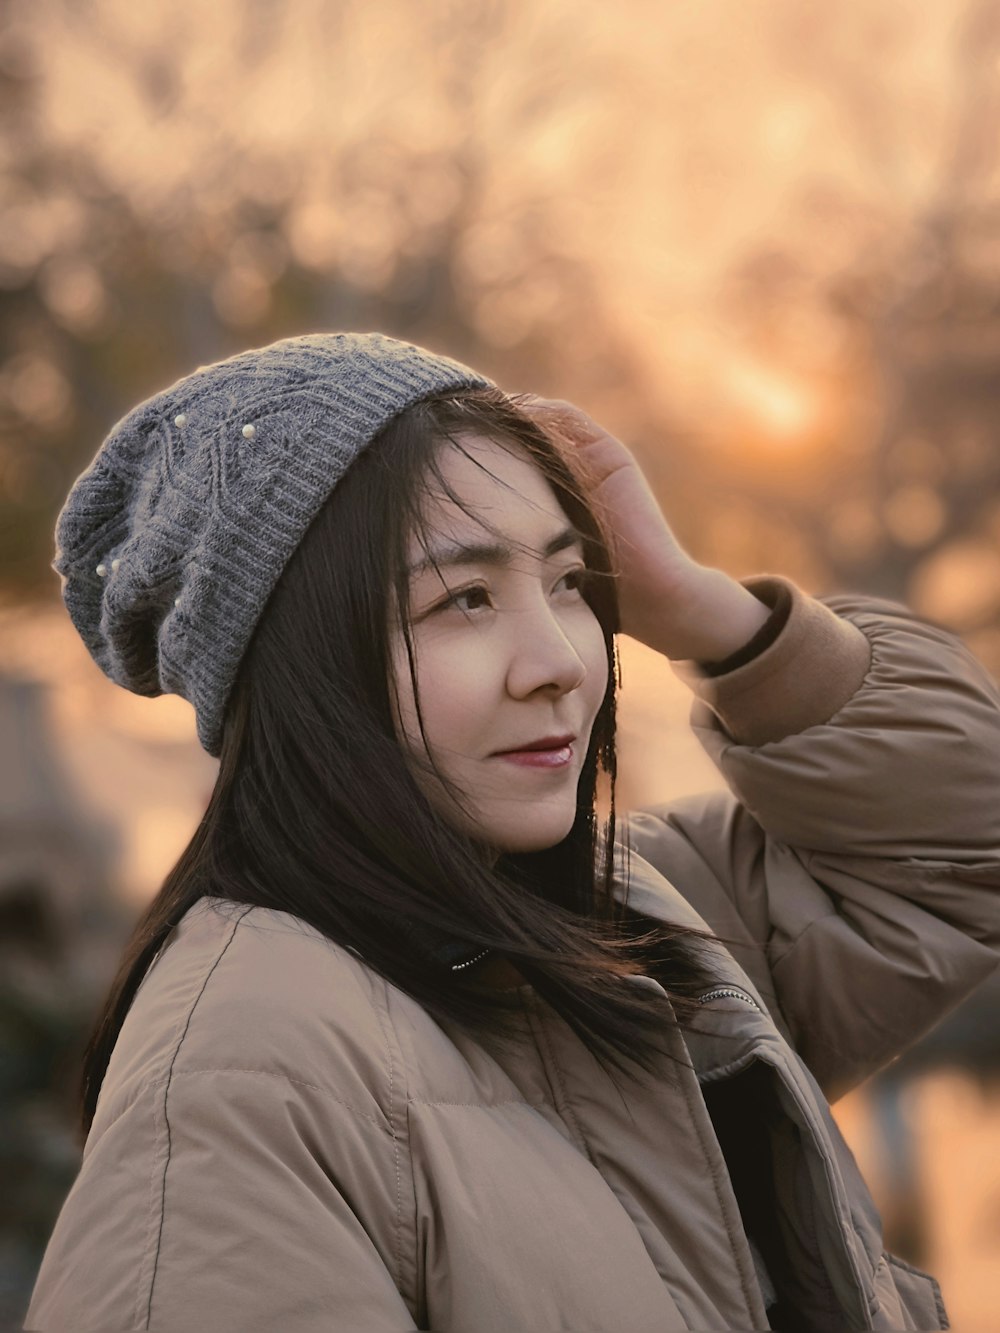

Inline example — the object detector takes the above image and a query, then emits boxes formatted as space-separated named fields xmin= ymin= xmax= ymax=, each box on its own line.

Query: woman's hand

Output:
xmin=518 ymin=395 xmax=772 ymax=663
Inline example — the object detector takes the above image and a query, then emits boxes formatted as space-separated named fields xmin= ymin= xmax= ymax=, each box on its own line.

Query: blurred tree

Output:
xmin=698 ymin=0 xmax=1000 ymax=671
xmin=1 ymin=0 xmax=997 ymax=684
xmin=0 ymin=0 xmax=656 ymax=600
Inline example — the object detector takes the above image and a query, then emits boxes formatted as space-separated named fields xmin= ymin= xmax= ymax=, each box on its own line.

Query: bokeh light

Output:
xmin=3 ymin=2 xmax=999 ymax=1328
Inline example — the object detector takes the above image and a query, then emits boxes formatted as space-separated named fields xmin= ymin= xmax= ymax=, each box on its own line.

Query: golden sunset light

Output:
xmin=3 ymin=3 xmax=999 ymax=1329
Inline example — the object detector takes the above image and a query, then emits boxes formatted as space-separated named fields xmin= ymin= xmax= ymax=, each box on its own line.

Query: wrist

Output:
xmin=631 ymin=565 xmax=773 ymax=662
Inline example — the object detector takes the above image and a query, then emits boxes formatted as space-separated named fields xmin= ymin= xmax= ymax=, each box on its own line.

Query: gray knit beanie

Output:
xmin=53 ymin=332 xmax=495 ymax=757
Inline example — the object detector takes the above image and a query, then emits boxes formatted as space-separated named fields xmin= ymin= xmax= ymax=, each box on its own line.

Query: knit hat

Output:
xmin=53 ymin=332 xmax=495 ymax=757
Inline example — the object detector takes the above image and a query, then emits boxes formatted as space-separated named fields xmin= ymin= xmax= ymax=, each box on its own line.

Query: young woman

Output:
xmin=26 ymin=332 xmax=1000 ymax=1332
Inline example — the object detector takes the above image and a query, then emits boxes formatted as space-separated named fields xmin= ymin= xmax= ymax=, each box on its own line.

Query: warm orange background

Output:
xmin=2 ymin=3 xmax=999 ymax=1329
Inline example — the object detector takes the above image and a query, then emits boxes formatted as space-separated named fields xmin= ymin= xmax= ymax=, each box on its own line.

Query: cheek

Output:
xmin=391 ymin=637 xmax=496 ymax=752
xmin=420 ymin=642 xmax=498 ymax=729
xmin=581 ymin=618 xmax=612 ymax=702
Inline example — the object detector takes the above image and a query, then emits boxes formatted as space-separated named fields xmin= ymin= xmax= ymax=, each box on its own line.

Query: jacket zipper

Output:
xmin=696 ymin=982 xmax=874 ymax=1324
xmin=698 ymin=985 xmax=762 ymax=1012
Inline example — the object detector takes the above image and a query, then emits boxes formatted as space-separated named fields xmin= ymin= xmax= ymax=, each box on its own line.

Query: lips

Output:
xmin=493 ymin=732 xmax=576 ymax=755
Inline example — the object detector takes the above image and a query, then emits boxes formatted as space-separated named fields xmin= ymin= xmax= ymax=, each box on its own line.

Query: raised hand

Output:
xmin=518 ymin=394 xmax=772 ymax=663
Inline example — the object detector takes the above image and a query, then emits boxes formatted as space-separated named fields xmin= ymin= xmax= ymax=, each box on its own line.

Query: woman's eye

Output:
xmin=561 ymin=567 xmax=590 ymax=594
xmin=441 ymin=584 xmax=491 ymax=614
xmin=436 ymin=567 xmax=590 ymax=616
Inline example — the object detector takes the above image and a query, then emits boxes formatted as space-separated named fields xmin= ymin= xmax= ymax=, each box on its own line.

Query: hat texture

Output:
xmin=54 ymin=332 xmax=495 ymax=756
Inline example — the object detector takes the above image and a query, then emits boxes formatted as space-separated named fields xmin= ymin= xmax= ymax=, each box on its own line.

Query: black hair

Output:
xmin=79 ymin=386 xmax=728 ymax=1138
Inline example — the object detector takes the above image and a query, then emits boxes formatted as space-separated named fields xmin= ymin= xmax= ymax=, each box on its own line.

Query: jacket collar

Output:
xmin=610 ymin=843 xmax=775 ymax=1021
xmin=612 ymin=845 xmax=885 ymax=1326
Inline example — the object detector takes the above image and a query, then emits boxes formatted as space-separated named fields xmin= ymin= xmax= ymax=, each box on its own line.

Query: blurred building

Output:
xmin=0 ymin=672 xmax=125 ymax=1332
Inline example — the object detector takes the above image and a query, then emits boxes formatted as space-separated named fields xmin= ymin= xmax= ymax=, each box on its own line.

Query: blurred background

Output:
xmin=2 ymin=0 xmax=999 ymax=1328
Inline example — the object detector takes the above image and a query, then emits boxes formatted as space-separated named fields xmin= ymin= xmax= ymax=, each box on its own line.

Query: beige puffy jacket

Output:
xmin=26 ymin=575 xmax=1000 ymax=1332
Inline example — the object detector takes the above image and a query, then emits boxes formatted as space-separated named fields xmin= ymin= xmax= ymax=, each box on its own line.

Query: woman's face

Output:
xmin=389 ymin=432 xmax=610 ymax=856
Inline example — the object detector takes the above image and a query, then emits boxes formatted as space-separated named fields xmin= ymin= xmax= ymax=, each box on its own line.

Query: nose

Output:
xmin=504 ymin=598 xmax=589 ymax=699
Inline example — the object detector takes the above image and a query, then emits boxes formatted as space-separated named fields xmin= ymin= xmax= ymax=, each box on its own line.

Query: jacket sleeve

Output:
xmin=24 ymin=1068 xmax=419 ymax=1333
xmin=624 ymin=573 xmax=1000 ymax=1103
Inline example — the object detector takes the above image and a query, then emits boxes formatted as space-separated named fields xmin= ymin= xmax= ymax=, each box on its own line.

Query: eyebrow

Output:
xmin=407 ymin=523 xmax=588 ymax=578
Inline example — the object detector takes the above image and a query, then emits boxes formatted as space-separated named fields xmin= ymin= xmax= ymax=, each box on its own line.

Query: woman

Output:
xmin=26 ymin=332 xmax=1000 ymax=1331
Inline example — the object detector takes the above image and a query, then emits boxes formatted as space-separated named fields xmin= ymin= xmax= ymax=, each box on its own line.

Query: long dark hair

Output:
xmin=79 ymin=386 xmax=729 ymax=1138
